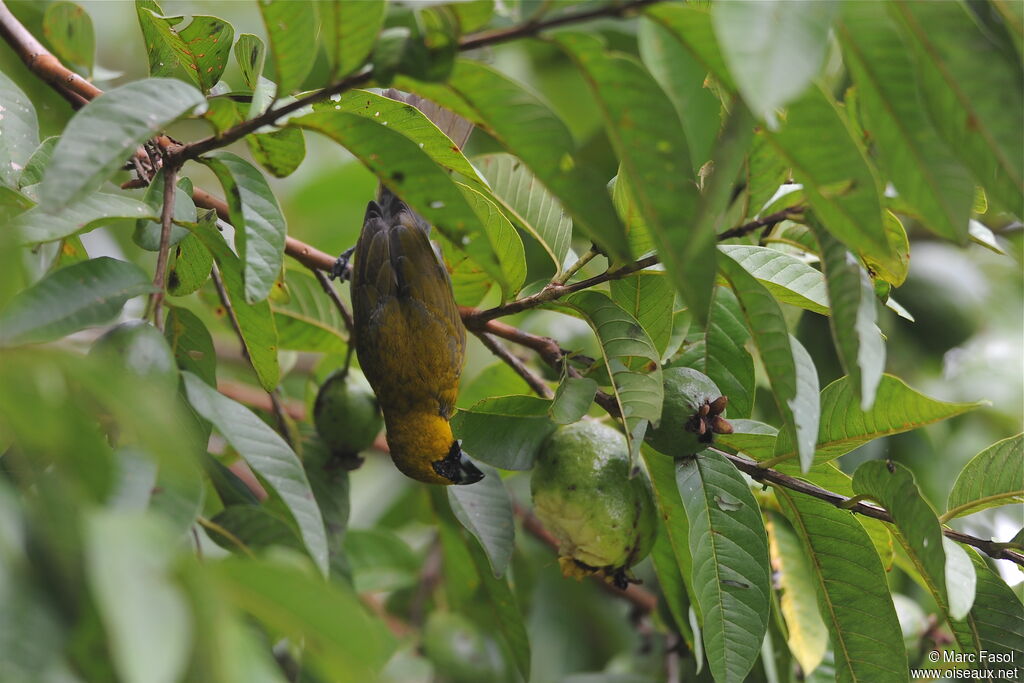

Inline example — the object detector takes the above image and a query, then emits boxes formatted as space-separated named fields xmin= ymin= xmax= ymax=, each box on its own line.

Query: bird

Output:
xmin=340 ymin=90 xmax=483 ymax=486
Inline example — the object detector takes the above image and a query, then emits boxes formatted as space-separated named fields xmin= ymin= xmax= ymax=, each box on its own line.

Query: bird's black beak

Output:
xmin=433 ymin=440 xmax=484 ymax=485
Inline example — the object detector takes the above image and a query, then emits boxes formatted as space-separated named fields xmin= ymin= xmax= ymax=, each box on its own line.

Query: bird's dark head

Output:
xmin=432 ymin=439 xmax=484 ymax=485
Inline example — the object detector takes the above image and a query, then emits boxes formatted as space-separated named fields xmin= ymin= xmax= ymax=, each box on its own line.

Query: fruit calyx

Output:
xmin=686 ymin=394 xmax=734 ymax=444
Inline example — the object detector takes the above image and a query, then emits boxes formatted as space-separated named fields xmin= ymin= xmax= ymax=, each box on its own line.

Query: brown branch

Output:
xmin=473 ymin=330 xmax=554 ymax=399
xmin=515 ymin=503 xmax=659 ymax=614
xmin=714 ymin=448 xmax=1024 ymax=567
xmin=459 ymin=0 xmax=663 ymax=51
xmin=149 ymin=164 xmax=179 ymax=331
xmin=0 ymin=1 xmax=101 ymax=102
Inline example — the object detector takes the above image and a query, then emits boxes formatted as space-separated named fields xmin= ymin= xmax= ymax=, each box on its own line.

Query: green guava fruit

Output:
xmin=90 ymin=321 xmax=177 ymax=392
xmin=422 ymin=612 xmax=506 ymax=683
xmin=531 ymin=420 xmax=656 ymax=588
xmin=645 ymin=366 xmax=732 ymax=458
xmin=313 ymin=369 xmax=383 ymax=456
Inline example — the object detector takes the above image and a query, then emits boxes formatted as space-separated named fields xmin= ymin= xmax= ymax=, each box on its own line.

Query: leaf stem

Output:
xmin=553 ymin=246 xmax=599 ymax=285
xmin=938 ymin=490 xmax=1024 ymax=523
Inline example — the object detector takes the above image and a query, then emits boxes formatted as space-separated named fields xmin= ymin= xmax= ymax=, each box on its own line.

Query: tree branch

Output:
xmin=472 ymin=330 xmax=554 ymax=399
xmin=149 ymin=163 xmax=178 ymax=331
xmin=714 ymin=448 xmax=1024 ymax=567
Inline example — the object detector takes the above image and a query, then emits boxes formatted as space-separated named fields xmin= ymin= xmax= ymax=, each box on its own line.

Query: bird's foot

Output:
xmin=330 ymin=246 xmax=355 ymax=281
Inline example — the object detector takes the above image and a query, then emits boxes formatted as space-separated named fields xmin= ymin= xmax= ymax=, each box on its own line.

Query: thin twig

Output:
xmin=210 ymin=266 xmax=248 ymax=361
xmin=714 ymin=448 xmax=1024 ymax=567
xmin=459 ymin=0 xmax=662 ymax=51
xmin=312 ymin=268 xmax=354 ymax=336
xmin=474 ymin=331 xmax=554 ymax=399
xmin=149 ymin=164 xmax=179 ymax=331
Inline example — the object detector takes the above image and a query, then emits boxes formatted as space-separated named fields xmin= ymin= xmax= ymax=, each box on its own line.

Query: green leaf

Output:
xmin=258 ymin=0 xmax=317 ymax=94
xmin=766 ymin=513 xmax=828 ymax=675
xmin=549 ymin=376 xmax=598 ymax=425
xmin=474 ymin=152 xmax=572 ymax=275
xmin=775 ymin=490 xmax=908 ymax=682
xmin=466 ymin=535 xmax=531 ymax=678
xmin=610 ymin=272 xmax=674 ymax=359
xmin=763 ymin=84 xmax=893 ymax=271
xmin=233 ymin=33 xmax=265 ymax=90
xmin=811 ymin=223 xmax=884 ymax=410
xmin=678 ymin=286 xmax=756 ymax=419
xmin=746 ymin=130 xmax=790 ymax=219
xmin=41 ymin=78 xmax=205 ymax=209
xmin=326 ymin=90 xmax=485 ymax=190
xmin=183 ymin=217 xmax=279 ymax=391
xmin=18 ymin=135 xmax=58 ymax=189
xmin=460 ymin=183 xmax=526 ymax=300
xmin=643 ymin=4 xmax=736 ymax=91
xmin=15 ymin=192 xmax=156 ymax=244
xmin=318 ymin=0 xmax=386 ymax=78
xmin=164 ymin=305 xmax=216 ymax=387
xmin=85 ymin=512 xmax=192 ymax=683
xmin=177 ymin=15 xmax=234 ymax=92
xmin=944 ymin=434 xmax=1024 ymax=520
xmin=458 ymin=362 xmax=531 ymax=410
xmin=676 ymin=450 xmax=770 ymax=683
xmin=167 ymin=233 xmax=213 ymax=297
xmin=344 ymin=528 xmax=419 ymax=592
xmin=271 ymin=269 xmax=347 ymax=354
xmin=182 ymin=372 xmax=327 ymax=575
xmin=246 ymin=127 xmax=306 ymax=178
xmin=649 ymin=522 xmax=696 ymax=651
xmin=134 ymin=5 xmax=233 ymax=92
xmin=837 ymin=3 xmax=973 ymax=243
xmin=0 ymin=257 xmax=155 ymax=347
xmin=450 ymin=395 xmax=556 ymax=470
xmin=556 ymin=32 xmax=718 ymax=321
xmin=783 ymin=335 xmax=821 ymax=473
xmin=718 ymin=245 xmax=829 ymax=315
xmin=293 ymin=109 xmax=505 ymax=286
xmin=208 ymin=505 xmax=304 ymax=554
xmin=199 ymin=151 xmax=287 ymax=303
xmin=212 ymin=558 xmax=395 ymax=682
xmin=771 ymin=374 xmax=984 ymax=468
xmin=448 ymin=462 xmax=515 ymax=578
xmin=966 ymin=549 xmax=1024 ymax=665
xmin=565 ymin=291 xmax=663 ymax=459
xmin=639 ymin=15 xmax=722 ymax=172
xmin=0 ymin=71 xmax=40 ymax=189
xmin=395 ymin=60 xmax=631 ymax=262
xmin=711 ymin=0 xmax=834 ymax=121
xmin=642 ymin=447 xmax=697 ymax=619
xmin=891 ymin=1 xmax=1023 ymax=216
xmin=609 ymin=171 xmax=655 ymax=259
xmin=719 ymin=254 xmax=816 ymax=471
xmin=43 ymin=1 xmax=95 ymax=76
xmin=853 ymin=460 xmax=975 ymax=620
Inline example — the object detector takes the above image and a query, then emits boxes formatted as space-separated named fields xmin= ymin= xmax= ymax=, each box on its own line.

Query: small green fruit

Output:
xmin=422 ymin=612 xmax=505 ymax=683
xmin=313 ymin=369 xmax=383 ymax=456
xmin=531 ymin=420 xmax=656 ymax=587
xmin=90 ymin=321 xmax=177 ymax=391
xmin=645 ymin=367 xmax=732 ymax=457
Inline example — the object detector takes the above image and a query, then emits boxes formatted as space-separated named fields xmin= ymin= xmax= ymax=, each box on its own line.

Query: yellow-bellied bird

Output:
xmin=346 ymin=91 xmax=483 ymax=485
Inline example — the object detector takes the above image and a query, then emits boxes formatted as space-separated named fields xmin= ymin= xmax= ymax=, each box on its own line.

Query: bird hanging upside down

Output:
xmin=340 ymin=91 xmax=483 ymax=486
